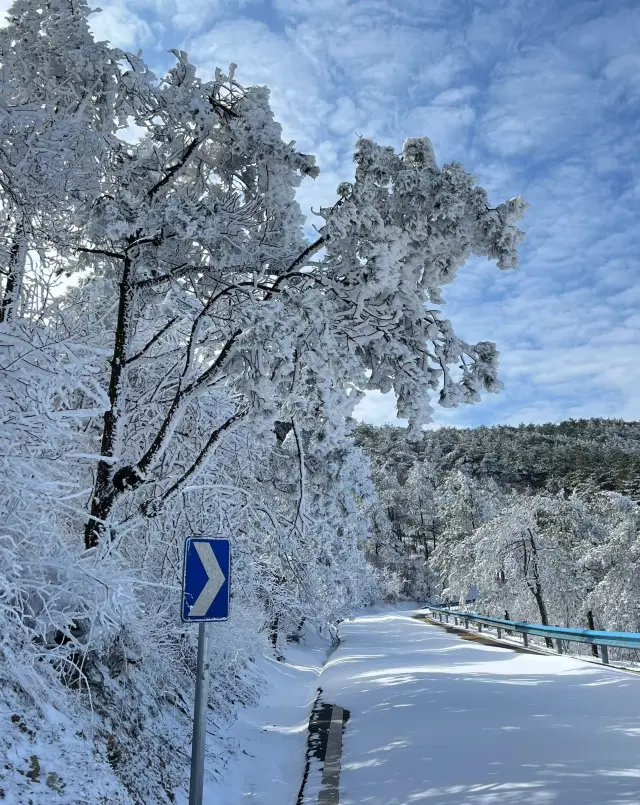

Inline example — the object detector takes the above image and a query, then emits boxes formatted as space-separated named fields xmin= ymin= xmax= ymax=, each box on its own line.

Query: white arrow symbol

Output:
xmin=189 ymin=542 xmax=226 ymax=617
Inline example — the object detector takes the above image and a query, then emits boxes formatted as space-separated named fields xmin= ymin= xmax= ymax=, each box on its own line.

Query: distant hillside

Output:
xmin=355 ymin=418 xmax=640 ymax=502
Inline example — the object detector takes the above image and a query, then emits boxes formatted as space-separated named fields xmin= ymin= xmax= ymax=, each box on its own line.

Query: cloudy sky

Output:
xmin=16 ymin=0 xmax=640 ymax=428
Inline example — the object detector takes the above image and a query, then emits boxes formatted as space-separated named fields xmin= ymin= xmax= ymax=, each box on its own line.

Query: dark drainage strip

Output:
xmin=297 ymin=688 xmax=350 ymax=805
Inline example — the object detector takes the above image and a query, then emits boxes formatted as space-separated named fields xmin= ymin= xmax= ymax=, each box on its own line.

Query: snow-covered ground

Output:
xmin=1 ymin=629 xmax=329 ymax=805
xmin=210 ymin=632 xmax=329 ymax=804
xmin=13 ymin=606 xmax=636 ymax=805
xmin=314 ymin=609 xmax=640 ymax=805
xmin=211 ymin=606 xmax=415 ymax=804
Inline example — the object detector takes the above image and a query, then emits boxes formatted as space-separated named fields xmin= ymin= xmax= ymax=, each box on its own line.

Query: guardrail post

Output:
xmin=445 ymin=614 xmax=449 ymax=624
xmin=464 ymin=618 xmax=469 ymax=629
xmin=556 ymin=638 xmax=563 ymax=654
xmin=523 ymin=633 xmax=528 ymax=648
xmin=497 ymin=627 xmax=502 ymax=639
xmin=454 ymin=616 xmax=458 ymax=626
xmin=478 ymin=623 xmax=483 ymax=633
xmin=600 ymin=645 xmax=609 ymax=665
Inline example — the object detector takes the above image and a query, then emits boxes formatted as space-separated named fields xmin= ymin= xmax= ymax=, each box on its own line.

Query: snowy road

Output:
xmin=315 ymin=610 xmax=640 ymax=805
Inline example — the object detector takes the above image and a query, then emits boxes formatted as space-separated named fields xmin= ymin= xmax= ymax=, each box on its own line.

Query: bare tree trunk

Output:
xmin=1 ymin=226 xmax=27 ymax=323
xmin=505 ymin=610 xmax=512 ymax=635
xmin=587 ymin=609 xmax=599 ymax=657
xmin=84 ymin=254 xmax=135 ymax=548
xmin=523 ymin=530 xmax=553 ymax=648
xmin=269 ymin=612 xmax=285 ymax=661
xmin=269 ymin=614 xmax=279 ymax=651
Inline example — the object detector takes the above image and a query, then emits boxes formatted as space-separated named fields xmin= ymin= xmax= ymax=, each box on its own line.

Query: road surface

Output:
xmin=311 ymin=609 xmax=640 ymax=805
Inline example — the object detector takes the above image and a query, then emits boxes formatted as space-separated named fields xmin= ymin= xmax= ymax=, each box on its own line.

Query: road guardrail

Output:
xmin=425 ymin=604 xmax=640 ymax=665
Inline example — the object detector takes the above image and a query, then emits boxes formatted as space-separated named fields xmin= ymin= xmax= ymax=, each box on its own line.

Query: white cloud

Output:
xmin=402 ymin=103 xmax=475 ymax=159
xmin=432 ymin=86 xmax=478 ymax=106
xmin=353 ymin=391 xmax=405 ymax=427
xmin=158 ymin=0 xmax=265 ymax=32
xmin=187 ymin=19 xmax=333 ymax=150
xmin=89 ymin=2 xmax=153 ymax=49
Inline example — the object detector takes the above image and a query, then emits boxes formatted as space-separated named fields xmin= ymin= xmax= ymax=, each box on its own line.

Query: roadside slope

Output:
xmin=214 ymin=636 xmax=329 ymax=804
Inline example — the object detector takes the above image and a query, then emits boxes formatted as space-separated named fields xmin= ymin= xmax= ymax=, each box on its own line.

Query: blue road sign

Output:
xmin=182 ymin=538 xmax=230 ymax=622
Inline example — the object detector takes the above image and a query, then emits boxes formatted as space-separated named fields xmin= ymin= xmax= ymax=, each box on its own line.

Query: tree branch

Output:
xmin=76 ymin=246 xmax=126 ymax=261
xmin=132 ymin=329 xmax=242 ymax=482
xmin=126 ymin=317 xmax=179 ymax=364
xmin=181 ymin=329 xmax=241 ymax=397
xmin=267 ymin=235 xmax=327 ymax=298
xmin=148 ymin=137 xmax=205 ymax=200
xmin=133 ymin=263 xmax=194 ymax=289
xmin=149 ymin=407 xmax=248 ymax=509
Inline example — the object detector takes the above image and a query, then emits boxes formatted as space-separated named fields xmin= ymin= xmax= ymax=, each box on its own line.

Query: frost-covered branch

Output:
xmin=144 ymin=406 xmax=248 ymax=512
xmin=126 ymin=317 xmax=179 ymax=365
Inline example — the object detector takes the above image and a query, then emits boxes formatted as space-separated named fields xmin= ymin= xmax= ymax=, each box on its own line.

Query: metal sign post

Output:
xmin=189 ymin=621 xmax=212 ymax=805
xmin=182 ymin=538 xmax=231 ymax=805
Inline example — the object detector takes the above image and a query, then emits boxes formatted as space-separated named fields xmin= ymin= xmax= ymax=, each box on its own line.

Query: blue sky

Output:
xmin=14 ymin=0 xmax=640 ymax=429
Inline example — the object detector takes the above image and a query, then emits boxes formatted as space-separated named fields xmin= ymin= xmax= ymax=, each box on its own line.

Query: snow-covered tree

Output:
xmin=438 ymin=470 xmax=502 ymax=540
xmin=358 ymin=421 xmax=640 ymax=636
xmin=0 ymin=0 xmax=151 ymax=321
xmin=62 ymin=52 xmax=526 ymax=550
xmin=430 ymin=471 xmax=504 ymax=602
xmin=582 ymin=493 xmax=640 ymax=633
xmin=443 ymin=494 xmax=600 ymax=635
